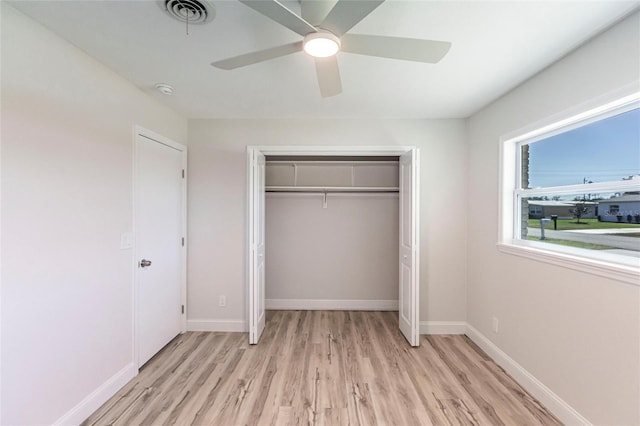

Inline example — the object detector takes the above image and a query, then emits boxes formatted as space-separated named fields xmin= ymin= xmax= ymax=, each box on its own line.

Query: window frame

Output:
xmin=498 ymin=87 xmax=640 ymax=286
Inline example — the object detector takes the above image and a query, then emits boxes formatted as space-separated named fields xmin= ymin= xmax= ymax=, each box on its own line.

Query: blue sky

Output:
xmin=528 ymin=108 xmax=640 ymax=188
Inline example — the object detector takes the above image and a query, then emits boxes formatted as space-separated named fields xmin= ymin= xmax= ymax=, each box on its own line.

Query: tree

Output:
xmin=568 ymin=203 xmax=591 ymax=224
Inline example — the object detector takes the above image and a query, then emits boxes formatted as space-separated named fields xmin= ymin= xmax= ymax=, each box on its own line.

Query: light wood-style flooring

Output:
xmin=83 ymin=311 xmax=561 ymax=425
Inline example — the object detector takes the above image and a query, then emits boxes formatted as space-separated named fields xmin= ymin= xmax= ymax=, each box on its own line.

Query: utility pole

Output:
xmin=583 ymin=177 xmax=592 ymax=200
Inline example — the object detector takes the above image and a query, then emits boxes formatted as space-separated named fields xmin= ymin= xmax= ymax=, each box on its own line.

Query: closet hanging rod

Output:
xmin=265 ymin=186 xmax=399 ymax=193
xmin=266 ymin=160 xmax=398 ymax=166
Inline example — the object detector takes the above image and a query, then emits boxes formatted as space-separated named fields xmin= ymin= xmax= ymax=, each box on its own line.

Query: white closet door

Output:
xmin=249 ymin=150 xmax=266 ymax=344
xmin=399 ymin=149 xmax=420 ymax=346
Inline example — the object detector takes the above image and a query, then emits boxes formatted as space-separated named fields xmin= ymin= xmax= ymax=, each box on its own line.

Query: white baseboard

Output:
xmin=465 ymin=324 xmax=591 ymax=426
xmin=53 ymin=362 xmax=137 ymax=426
xmin=266 ymin=298 xmax=398 ymax=311
xmin=420 ymin=321 xmax=467 ymax=334
xmin=187 ymin=319 xmax=248 ymax=332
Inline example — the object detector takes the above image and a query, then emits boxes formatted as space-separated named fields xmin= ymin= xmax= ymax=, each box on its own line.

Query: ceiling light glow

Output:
xmin=303 ymin=32 xmax=340 ymax=58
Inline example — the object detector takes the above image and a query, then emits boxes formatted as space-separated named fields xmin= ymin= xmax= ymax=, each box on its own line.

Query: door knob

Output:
xmin=139 ymin=259 xmax=152 ymax=268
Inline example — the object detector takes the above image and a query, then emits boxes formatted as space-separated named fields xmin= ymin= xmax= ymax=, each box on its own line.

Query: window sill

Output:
xmin=497 ymin=240 xmax=640 ymax=287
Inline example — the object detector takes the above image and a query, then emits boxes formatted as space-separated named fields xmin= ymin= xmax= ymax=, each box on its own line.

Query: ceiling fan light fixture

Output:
xmin=303 ymin=32 xmax=341 ymax=58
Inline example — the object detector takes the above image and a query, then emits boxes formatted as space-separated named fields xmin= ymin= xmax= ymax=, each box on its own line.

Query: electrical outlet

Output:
xmin=219 ymin=295 xmax=226 ymax=307
xmin=492 ymin=317 xmax=499 ymax=334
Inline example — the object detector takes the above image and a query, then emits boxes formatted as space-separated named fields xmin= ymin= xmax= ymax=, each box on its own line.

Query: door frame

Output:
xmin=133 ymin=126 xmax=188 ymax=368
xmin=246 ymin=145 xmax=420 ymax=345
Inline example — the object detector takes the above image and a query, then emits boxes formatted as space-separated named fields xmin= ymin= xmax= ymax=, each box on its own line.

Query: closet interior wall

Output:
xmin=264 ymin=157 xmax=400 ymax=310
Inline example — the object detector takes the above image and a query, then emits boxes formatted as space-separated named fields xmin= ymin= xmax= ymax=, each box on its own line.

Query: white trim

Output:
xmin=497 ymin=242 xmax=639 ymax=286
xmin=465 ymin=325 xmax=592 ymax=426
xmin=266 ymin=299 xmax=398 ymax=311
xmin=180 ymin=141 xmax=188 ymax=334
xmin=420 ymin=321 xmax=467 ymax=334
xmin=250 ymin=145 xmax=415 ymax=156
xmin=246 ymin=148 xmax=253 ymax=341
xmin=53 ymin=363 xmax=137 ymax=426
xmin=412 ymin=148 xmax=421 ymax=345
xmin=187 ymin=319 xmax=248 ymax=332
xmin=134 ymin=126 xmax=186 ymax=152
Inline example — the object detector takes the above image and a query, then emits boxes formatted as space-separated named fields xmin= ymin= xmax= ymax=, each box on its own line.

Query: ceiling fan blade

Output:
xmin=301 ymin=0 xmax=337 ymax=26
xmin=320 ymin=0 xmax=385 ymax=36
xmin=341 ymin=34 xmax=451 ymax=63
xmin=211 ymin=42 xmax=303 ymax=70
xmin=238 ymin=0 xmax=316 ymax=36
xmin=315 ymin=56 xmax=342 ymax=97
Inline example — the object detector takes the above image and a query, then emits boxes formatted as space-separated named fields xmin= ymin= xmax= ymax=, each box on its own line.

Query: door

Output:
xmin=248 ymin=149 xmax=266 ymax=344
xmin=135 ymin=132 xmax=185 ymax=366
xmin=399 ymin=148 xmax=420 ymax=346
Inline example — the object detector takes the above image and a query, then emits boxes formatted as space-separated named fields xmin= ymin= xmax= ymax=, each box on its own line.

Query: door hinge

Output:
xmin=182 ymin=169 xmax=185 ymax=179
xmin=182 ymin=237 xmax=185 ymax=247
xmin=181 ymin=304 xmax=185 ymax=314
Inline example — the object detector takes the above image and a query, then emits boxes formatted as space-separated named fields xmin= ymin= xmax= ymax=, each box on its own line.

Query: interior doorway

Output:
xmin=247 ymin=146 xmax=420 ymax=346
xmin=134 ymin=127 xmax=187 ymax=367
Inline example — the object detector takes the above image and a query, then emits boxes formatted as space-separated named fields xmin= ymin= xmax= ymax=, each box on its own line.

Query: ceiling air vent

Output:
xmin=161 ymin=0 xmax=215 ymax=24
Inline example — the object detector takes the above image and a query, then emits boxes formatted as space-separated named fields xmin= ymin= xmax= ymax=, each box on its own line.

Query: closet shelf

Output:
xmin=266 ymin=186 xmax=399 ymax=193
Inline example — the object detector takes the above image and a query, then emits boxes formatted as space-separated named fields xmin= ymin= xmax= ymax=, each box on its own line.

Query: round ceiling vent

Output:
xmin=161 ymin=0 xmax=215 ymax=24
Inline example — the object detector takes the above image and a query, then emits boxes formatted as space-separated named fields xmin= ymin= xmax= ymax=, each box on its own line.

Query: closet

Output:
xmin=265 ymin=157 xmax=400 ymax=312
xmin=247 ymin=147 xmax=419 ymax=347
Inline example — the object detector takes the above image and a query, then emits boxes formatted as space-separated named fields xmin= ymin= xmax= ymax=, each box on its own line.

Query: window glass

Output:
xmin=512 ymin=103 xmax=640 ymax=266
xmin=521 ymin=194 xmax=640 ymax=258
xmin=523 ymin=108 xmax=640 ymax=188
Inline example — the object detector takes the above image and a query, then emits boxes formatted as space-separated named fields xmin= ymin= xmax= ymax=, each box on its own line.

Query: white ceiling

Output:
xmin=9 ymin=0 xmax=639 ymax=119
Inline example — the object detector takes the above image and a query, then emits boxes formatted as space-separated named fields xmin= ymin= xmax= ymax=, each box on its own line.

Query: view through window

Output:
xmin=517 ymin=106 xmax=640 ymax=261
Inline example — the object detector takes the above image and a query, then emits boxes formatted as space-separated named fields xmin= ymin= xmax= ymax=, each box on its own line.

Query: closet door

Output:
xmin=399 ymin=149 xmax=420 ymax=346
xmin=249 ymin=150 xmax=266 ymax=344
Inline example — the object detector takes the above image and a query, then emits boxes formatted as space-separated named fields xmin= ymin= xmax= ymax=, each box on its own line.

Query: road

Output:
xmin=527 ymin=228 xmax=640 ymax=251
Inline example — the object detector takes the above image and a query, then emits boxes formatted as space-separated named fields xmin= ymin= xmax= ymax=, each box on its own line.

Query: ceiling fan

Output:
xmin=211 ymin=0 xmax=451 ymax=97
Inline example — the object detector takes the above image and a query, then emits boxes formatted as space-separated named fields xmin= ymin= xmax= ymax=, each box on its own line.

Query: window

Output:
xmin=500 ymin=90 xmax=640 ymax=284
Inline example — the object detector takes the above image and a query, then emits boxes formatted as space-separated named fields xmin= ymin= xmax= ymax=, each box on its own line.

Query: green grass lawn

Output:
xmin=528 ymin=218 xmax=640 ymax=230
xmin=526 ymin=236 xmax=614 ymax=250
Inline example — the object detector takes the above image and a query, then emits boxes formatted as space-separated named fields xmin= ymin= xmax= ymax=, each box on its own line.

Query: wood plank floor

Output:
xmin=83 ymin=311 xmax=561 ymax=426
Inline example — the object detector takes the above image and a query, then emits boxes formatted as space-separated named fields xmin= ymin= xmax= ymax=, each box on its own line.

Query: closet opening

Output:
xmin=247 ymin=147 xmax=420 ymax=347
xmin=265 ymin=156 xmax=399 ymax=310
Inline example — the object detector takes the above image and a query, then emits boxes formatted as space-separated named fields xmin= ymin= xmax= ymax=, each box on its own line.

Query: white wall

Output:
xmin=187 ymin=119 xmax=467 ymax=329
xmin=0 ymin=5 xmax=187 ymax=425
xmin=6 ymin=2 xmax=634 ymax=424
xmin=266 ymin=193 xmax=399 ymax=304
xmin=467 ymin=12 xmax=640 ymax=425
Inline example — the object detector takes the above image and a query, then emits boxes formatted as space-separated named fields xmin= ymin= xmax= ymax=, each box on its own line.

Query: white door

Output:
xmin=135 ymin=132 xmax=185 ymax=366
xmin=399 ymin=149 xmax=420 ymax=346
xmin=248 ymin=149 xmax=266 ymax=344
